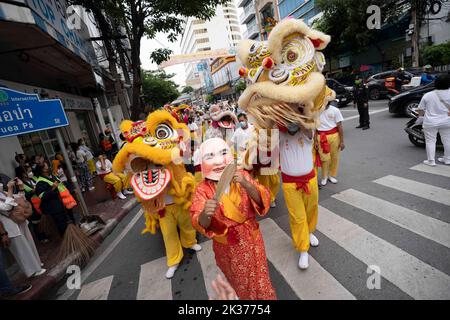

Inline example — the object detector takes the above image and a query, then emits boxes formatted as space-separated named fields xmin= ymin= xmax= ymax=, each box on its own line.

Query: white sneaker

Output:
xmin=123 ymin=189 xmax=134 ymax=195
xmin=328 ymin=176 xmax=338 ymax=184
xmin=423 ymin=160 xmax=436 ymax=167
xmin=437 ymin=157 xmax=450 ymax=165
xmin=270 ymin=201 xmax=276 ymax=208
xmin=165 ymin=264 xmax=179 ymax=279
xmin=33 ymin=268 xmax=46 ymax=277
xmin=298 ymin=252 xmax=309 ymax=269
xmin=190 ymin=244 xmax=202 ymax=252
xmin=88 ymin=186 xmax=95 ymax=191
xmin=117 ymin=192 xmax=126 ymax=199
xmin=310 ymin=233 xmax=319 ymax=247
xmin=320 ymin=178 xmax=328 ymax=186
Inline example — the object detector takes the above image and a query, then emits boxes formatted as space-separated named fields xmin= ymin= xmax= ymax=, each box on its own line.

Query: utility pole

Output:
xmin=411 ymin=0 xmax=420 ymax=67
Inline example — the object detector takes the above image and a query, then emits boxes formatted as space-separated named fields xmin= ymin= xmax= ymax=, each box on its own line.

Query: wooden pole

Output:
xmin=55 ymin=128 xmax=89 ymax=219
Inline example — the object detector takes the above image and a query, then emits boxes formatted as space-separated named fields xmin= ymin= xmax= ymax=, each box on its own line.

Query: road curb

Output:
xmin=16 ymin=198 xmax=139 ymax=300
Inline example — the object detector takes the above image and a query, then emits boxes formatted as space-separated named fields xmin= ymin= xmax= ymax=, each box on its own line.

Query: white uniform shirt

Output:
xmin=231 ymin=124 xmax=254 ymax=152
xmin=280 ymin=131 xmax=314 ymax=176
xmin=96 ymin=159 xmax=113 ymax=175
xmin=80 ymin=145 xmax=94 ymax=160
xmin=188 ymin=122 xmax=199 ymax=132
xmin=317 ymin=106 xmax=344 ymax=131
xmin=418 ymin=89 xmax=450 ymax=128
xmin=76 ymin=149 xmax=87 ymax=164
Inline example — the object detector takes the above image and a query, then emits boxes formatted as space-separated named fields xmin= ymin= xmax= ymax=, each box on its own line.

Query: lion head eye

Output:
xmin=287 ymin=49 xmax=298 ymax=62
xmin=155 ymin=124 xmax=173 ymax=140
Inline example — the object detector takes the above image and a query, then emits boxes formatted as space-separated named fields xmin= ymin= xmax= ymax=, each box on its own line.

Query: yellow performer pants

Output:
xmin=282 ymin=176 xmax=319 ymax=252
xmin=159 ymin=204 xmax=198 ymax=267
xmin=103 ymin=172 xmax=128 ymax=193
xmin=318 ymin=132 xmax=341 ymax=178
xmin=257 ymin=173 xmax=280 ymax=203
xmin=87 ymin=159 xmax=96 ymax=174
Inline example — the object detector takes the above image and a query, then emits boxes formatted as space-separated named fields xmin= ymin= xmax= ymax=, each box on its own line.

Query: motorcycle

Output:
xmin=404 ymin=110 xmax=442 ymax=147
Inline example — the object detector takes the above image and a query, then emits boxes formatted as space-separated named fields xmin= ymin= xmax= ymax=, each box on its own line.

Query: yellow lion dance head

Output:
xmin=237 ymin=18 xmax=335 ymax=129
xmin=112 ymin=110 xmax=195 ymax=228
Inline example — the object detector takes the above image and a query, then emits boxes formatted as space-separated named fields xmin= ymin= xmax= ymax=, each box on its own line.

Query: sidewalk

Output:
xmin=6 ymin=176 xmax=140 ymax=300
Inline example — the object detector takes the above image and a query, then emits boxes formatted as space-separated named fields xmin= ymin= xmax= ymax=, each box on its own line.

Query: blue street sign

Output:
xmin=0 ymin=87 xmax=69 ymax=138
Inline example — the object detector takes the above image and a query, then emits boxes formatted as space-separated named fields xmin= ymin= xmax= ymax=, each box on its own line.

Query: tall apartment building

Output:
xmin=278 ymin=0 xmax=321 ymax=25
xmin=180 ymin=2 xmax=242 ymax=88
xmin=239 ymin=0 xmax=280 ymax=40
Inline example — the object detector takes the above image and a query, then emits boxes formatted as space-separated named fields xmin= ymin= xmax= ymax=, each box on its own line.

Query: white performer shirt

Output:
xmin=96 ymin=159 xmax=113 ymax=175
xmin=280 ymin=130 xmax=314 ymax=176
xmin=231 ymin=124 xmax=254 ymax=153
xmin=317 ymin=105 xmax=344 ymax=131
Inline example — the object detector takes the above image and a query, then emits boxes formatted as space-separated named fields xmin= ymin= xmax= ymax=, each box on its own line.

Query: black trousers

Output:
xmin=357 ymin=103 xmax=370 ymax=127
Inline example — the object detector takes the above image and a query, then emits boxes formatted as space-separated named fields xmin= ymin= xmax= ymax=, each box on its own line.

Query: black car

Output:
xmin=366 ymin=70 xmax=413 ymax=100
xmin=388 ymin=82 xmax=435 ymax=117
xmin=326 ymin=78 xmax=353 ymax=107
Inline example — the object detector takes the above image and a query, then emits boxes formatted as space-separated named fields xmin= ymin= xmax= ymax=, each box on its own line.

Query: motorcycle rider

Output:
xmin=353 ymin=75 xmax=370 ymax=130
xmin=393 ymin=67 xmax=410 ymax=92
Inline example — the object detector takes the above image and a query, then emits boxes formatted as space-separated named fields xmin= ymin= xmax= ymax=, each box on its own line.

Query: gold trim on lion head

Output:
xmin=237 ymin=18 xmax=335 ymax=129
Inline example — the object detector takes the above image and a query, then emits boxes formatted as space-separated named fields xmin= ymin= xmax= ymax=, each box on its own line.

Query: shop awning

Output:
xmin=213 ymin=84 xmax=231 ymax=95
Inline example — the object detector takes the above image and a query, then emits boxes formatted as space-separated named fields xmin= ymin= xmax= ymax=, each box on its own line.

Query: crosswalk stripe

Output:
xmin=137 ymin=257 xmax=172 ymax=300
xmin=259 ymin=218 xmax=356 ymax=300
xmin=410 ymin=163 xmax=450 ymax=178
xmin=77 ymin=275 xmax=114 ymax=300
xmin=317 ymin=205 xmax=450 ymax=299
xmin=374 ymin=175 xmax=450 ymax=206
xmin=332 ymin=189 xmax=450 ymax=248
xmin=196 ymin=240 xmax=226 ymax=299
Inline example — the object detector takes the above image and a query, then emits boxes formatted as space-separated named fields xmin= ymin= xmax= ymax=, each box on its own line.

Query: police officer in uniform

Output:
xmin=353 ymin=75 xmax=370 ymax=130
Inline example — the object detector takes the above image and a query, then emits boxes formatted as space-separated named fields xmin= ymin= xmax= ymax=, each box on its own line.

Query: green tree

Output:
xmin=205 ymin=94 xmax=215 ymax=103
xmin=234 ymin=80 xmax=246 ymax=93
xmin=182 ymin=86 xmax=194 ymax=94
xmin=141 ymin=70 xmax=180 ymax=111
xmin=315 ymin=0 xmax=406 ymax=69
xmin=71 ymin=0 xmax=229 ymax=120
xmin=421 ymin=41 xmax=450 ymax=67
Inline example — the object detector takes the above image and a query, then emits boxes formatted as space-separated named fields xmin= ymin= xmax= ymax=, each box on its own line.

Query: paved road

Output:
xmin=51 ymin=100 xmax=450 ymax=300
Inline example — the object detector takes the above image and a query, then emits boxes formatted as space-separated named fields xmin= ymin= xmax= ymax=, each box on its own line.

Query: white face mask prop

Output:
xmin=200 ymin=138 xmax=234 ymax=181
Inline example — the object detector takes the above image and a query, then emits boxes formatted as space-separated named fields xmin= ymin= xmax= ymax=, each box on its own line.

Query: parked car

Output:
xmin=326 ymin=78 xmax=353 ymax=107
xmin=388 ymin=81 xmax=435 ymax=117
xmin=366 ymin=70 xmax=414 ymax=100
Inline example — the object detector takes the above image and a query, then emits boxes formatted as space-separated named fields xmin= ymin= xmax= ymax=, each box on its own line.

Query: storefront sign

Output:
xmin=0 ymin=87 xmax=68 ymax=138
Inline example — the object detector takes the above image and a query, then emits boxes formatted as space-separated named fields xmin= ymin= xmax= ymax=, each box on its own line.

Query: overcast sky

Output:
xmin=139 ymin=0 xmax=244 ymax=89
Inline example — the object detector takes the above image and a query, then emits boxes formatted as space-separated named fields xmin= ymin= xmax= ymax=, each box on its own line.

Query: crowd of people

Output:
xmin=0 ymin=128 xmax=133 ymax=299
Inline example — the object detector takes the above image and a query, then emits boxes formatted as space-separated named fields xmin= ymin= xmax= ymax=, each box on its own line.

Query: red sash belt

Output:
xmin=317 ymin=127 xmax=338 ymax=154
xmin=314 ymin=150 xmax=322 ymax=168
xmin=194 ymin=165 xmax=201 ymax=172
xmin=281 ymin=169 xmax=316 ymax=194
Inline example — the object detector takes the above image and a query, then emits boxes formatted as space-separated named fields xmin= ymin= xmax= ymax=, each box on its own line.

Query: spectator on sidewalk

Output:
xmin=78 ymin=138 xmax=96 ymax=176
xmin=0 ymin=221 xmax=33 ymax=299
xmin=34 ymin=163 xmax=70 ymax=236
xmin=14 ymin=153 xmax=28 ymax=178
xmin=99 ymin=133 xmax=114 ymax=161
xmin=15 ymin=166 xmax=49 ymax=243
xmin=73 ymin=142 xmax=95 ymax=193
xmin=0 ymin=179 xmax=46 ymax=278
xmin=417 ymin=74 xmax=450 ymax=166
xmin=96 ymin=153 xmax=133 ymax=200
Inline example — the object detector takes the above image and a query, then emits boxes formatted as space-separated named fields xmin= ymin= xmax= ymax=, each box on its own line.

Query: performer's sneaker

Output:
xmin=328 ymin=176 xmax=338 ymax=184
xmin=270 ymin=201 xmax=276 ymax=208
xmin=320 ymin=178 xmax=328 ymax=186
xmin=190 ymin=244 xmax=202 ymax=252
xmin=298 ymin=252 xmax=309 ymax=270
xmin=33 ymin=268 xmax=46 ymax=277
xmin=117 ymin=192 xmax=127 ymax=199
xmin=123 ymin=189 xmax=134 ymax=195
xmin=423 ymin=160 xmax=436 ymax=167
xmin=310 ymin=233 xmax=319 ymax=247
xmin=166 ymin=264 xmax=179 ymax=279
xmin=437 ymin=157 xmax=450 ymax=165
